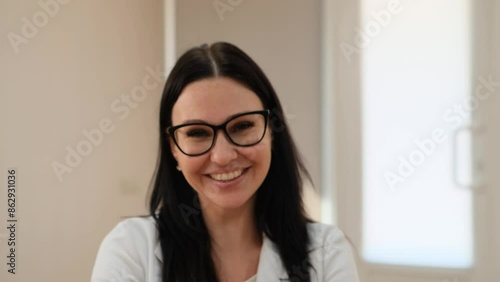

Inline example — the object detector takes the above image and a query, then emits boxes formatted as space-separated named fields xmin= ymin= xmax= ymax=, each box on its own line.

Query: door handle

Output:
xmin=452 ymin=124 xmax=485 ymax=190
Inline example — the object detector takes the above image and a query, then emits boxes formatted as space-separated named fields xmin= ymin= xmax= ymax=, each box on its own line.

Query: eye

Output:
xmin=186 ymin=128 xmax=212 ymax=138
xmin=230 ymin=121 xmax=255 ymax=133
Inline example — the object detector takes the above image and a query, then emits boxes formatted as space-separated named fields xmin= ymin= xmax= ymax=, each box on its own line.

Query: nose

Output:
xmin=209 ymin=131 xmax=238 ymax=166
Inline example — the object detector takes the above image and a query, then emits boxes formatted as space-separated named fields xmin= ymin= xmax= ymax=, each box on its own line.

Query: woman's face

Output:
xmin=170 ymin=77 xmax=272 ymax=212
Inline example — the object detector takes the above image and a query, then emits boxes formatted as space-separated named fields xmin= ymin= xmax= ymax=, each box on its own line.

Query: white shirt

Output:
xmin=91 ymin=216 xmax=360 ymax=282
xmin=244 ymin=274 xmax=256 ymax=282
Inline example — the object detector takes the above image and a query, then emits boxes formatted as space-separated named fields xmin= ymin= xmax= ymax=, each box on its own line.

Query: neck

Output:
xmin=202 ymin=198 xmax=262 ymax=254
xmin=201 ymin=197 xmax=263 ymax=281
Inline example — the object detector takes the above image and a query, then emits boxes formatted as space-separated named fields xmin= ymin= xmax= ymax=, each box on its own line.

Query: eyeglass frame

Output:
xmin=167 ymin=109 xmax=271 ymax=156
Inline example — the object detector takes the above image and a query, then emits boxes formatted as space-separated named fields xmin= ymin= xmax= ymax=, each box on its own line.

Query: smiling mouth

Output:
xmin=209 ymin=169 xmax=245 ymax=182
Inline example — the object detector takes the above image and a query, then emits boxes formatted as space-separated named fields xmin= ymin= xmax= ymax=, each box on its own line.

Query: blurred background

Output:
xmin=0 ymin=0 xmax=498 ymax=281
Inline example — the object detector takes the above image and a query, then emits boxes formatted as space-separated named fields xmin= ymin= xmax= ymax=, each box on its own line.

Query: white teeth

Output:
xmin=210 ymin=169 xmax=243 ymax=181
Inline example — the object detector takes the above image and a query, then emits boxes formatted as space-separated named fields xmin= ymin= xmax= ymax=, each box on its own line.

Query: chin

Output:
xmin=208 ymin=192 xmax=257 ymax=211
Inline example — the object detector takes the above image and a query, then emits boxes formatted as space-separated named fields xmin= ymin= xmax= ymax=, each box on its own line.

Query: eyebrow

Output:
xmin=180 ymin=119 xmax=207 ymax=124
xmin=179 ymin=110 xmax=260 ymax=125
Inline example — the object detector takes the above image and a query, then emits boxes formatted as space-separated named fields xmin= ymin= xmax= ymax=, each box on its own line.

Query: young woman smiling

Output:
xmin=92 ymin=42 xmax=360 ymax=282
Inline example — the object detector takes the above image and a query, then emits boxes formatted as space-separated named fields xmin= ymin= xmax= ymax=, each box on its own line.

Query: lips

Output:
xmin=209 ymin=169 xmax=244 ymax=182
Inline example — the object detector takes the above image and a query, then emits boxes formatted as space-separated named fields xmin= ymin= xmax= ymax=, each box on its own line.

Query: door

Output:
xmin=323 ymin=0 xmax=499 ymax=281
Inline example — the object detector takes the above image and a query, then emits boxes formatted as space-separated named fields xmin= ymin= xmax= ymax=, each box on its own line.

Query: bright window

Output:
xmin=361 ymin=0 xmax=473 ymax=268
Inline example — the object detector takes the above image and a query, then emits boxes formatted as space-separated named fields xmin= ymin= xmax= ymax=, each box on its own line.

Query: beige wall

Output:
xmin=477 ymin=0 xmax=500 ymax=279
xmin=175 ymin=0 xmax=323 ymax=220
xmin=490 ymin=0 xmax=500 ymax=277
xmin=0 ymin=1 xmax=163 ymax=281
xmin=0 ymin=1 xmax=322 ymax=281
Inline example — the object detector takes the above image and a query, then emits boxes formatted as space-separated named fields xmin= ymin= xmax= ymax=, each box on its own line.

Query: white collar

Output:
xmin=153 ymin=232 xmax=288 ymax=280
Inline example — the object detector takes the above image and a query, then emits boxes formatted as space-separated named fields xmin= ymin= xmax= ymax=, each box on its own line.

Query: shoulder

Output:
xmin=306 ymin=222 xmax=350 ymax=251
xmin=108 ymin=216 xmax=157 ymax=239
xmin=99 ymin=216 xmax=158 ymax=256
xmin=305 ymin=222 xmax=360 ymax=281
xmin=91 ymin=216 xmax=161 ymax=282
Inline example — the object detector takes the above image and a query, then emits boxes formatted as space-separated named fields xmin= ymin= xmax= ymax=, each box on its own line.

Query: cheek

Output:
xmin=169 ymin=137 xmax=180 ymax=160
xmin=179 ymin=157 xmax=206 ymax=174
xmin=241 ymin=136 xmax=272 ymax=164
xmin=177 ymin=156 xmax=209 ymax=190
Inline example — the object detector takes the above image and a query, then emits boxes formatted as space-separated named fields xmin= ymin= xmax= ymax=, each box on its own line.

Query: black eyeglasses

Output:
xmin=167 ymin=110 xmax=270 ymax=156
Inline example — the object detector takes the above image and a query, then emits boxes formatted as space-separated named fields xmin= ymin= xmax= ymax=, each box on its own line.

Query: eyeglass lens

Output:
xmin=173 ymin=112 xmax=266 ymax=155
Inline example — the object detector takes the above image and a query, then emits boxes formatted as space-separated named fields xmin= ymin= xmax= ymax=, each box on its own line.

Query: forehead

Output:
xmin=172 ymin=77 xmax=264 ymax=124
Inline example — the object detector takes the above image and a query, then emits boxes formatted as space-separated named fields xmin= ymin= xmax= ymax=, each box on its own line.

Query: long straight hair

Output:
xmin=149 ymin=42 xmax=313 ymax=281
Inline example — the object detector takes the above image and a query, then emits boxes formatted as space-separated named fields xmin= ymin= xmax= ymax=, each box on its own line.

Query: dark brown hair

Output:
xmin=149 ymin=42 xmax=313 ymax=281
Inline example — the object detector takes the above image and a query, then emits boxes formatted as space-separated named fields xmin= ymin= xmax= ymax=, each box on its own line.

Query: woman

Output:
xmin=92 ymin=42 xmax=359 ymax=282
